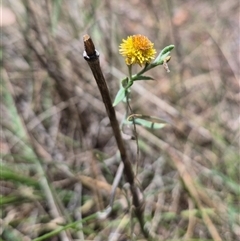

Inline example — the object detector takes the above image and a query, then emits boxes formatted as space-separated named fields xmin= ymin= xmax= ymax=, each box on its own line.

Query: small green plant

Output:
xmin=83 ymin=35 xmax=175 ymax=238
xmin=113 ymin=34 xmax=174 ymax=129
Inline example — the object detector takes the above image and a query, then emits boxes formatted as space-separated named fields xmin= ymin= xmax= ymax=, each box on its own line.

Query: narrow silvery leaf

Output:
xmin=133 ymin=75 xmax=155 ymax=81
xmin=113 ymin=87 xmax=126 ymax=107
xmin=153 ymin=45 xmax=175 ymax=64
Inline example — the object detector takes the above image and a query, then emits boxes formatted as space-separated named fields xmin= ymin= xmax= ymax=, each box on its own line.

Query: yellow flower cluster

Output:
xmin=119 ymin=34 xmax=156 ymax=66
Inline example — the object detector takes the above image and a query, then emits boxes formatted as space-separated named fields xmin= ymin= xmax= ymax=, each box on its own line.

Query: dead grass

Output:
xmin=1 ymin=0 xmax=239 ymax=240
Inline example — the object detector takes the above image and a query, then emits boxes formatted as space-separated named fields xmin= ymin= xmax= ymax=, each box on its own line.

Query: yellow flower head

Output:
xmin=119 ymin=34 xmax=156 ymax=66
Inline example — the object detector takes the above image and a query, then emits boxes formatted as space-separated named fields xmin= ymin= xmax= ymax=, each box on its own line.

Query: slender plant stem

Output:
xmin=126 ymin=64 xmax=140 ymax=174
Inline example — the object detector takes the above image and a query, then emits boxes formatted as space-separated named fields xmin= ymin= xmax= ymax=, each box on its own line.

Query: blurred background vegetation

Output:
xmin=1 ymin=0 xmax=239 ymax=240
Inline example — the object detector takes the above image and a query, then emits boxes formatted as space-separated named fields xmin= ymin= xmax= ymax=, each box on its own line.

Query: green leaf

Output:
xmin=126 ymin=114 xmax=168 ymax=129
xmin=160 ymin=45 xmax=175 ymax=57
xmin=128 ymin=118 xmax=166 ymax=129
xmin=153 ymin=45 xmax=175 ymax=65
xmin=133 ymin=75 xmax=154 ymax=81
xmin=121 ymin=77 xmax=129 ymax=88
xmin=113 ymin=87 xmax=126 ymax=106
